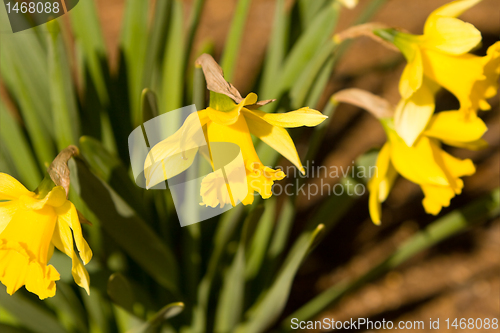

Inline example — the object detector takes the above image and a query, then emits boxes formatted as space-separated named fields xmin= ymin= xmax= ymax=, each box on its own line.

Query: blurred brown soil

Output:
xmin=93 ymin=0 xmax=500 ymax=331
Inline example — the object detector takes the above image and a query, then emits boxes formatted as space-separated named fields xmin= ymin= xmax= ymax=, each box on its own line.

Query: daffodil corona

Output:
xmin=0 ymin=173 xmax=92 ymax=299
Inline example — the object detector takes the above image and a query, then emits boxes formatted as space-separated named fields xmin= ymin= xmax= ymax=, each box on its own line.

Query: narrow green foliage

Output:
xmin=221 ymin=0 xmax=253 ymax=82
xmin=48 ymin=20 xmax=80 ymax=150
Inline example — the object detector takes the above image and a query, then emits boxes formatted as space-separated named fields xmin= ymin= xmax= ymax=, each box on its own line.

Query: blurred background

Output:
xmin=0 ymin=0 xmax=499 ymax=332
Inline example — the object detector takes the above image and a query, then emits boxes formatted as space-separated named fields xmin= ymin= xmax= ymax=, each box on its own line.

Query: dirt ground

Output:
xmin=92 ymin=0 xmax=500 ymax=331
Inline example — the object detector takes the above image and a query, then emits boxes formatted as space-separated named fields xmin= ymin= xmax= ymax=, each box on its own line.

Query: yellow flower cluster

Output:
xmin=367 ymin=0 xmax=498 ymax=223
xmin=0 ymin=173 xmax=92 ymax=299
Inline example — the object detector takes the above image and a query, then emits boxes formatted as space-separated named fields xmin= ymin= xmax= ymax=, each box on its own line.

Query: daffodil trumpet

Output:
xmin=144 ymin=54 xmax=327 ymax=208
xmin=0 ymin=146 xmax=92 ymax=299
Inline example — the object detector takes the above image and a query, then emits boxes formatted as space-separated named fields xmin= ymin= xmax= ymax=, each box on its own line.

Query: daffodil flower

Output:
xmin=145 ymin=92 xmax=327 ymax=207
xmin=334 ymin=88 xmax=487 ymax=225
xmin=0 ymin=173 xmax=92 ymax=299
xmin=374 ymin=0 xmax=500 ymax=145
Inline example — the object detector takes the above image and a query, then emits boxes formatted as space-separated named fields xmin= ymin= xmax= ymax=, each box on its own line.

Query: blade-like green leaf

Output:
xmin=235 ymin=224 xmax=325 ymax=333
xmin=266 ymin=1 xmax=341 ymax=104
xmin=0 ymin=292 xmax=66 ymax=333
xmin=245 ymin=198 xmax=276 ymax=279
xmin=214 ymin=206 xmax=264 ymax=332
xmin=290 ymin=40 xmax=336 ymax=109
xmin=0 ymin=100 xmax=41 ymax=189
xmin=79 ymin=136 xmax=147 ymax=218
xmin=297 ymin=0 xmax=329 ymax=28
xmin=259 ymin=0 xmax=289 ymax=97
xmin=220 ymin=0 xmax=253 ymax=82
xmin=127 ymin=303 xmax=184 ymax=333
xmin=69 ymin=158 xmax=179 ymax=294
xmin=70 ymin=0 xmax=108 ymax=104
xmin=48 ymin=20 xmax=80 ymax=150
xmin=120 ymin=0 xmax=150 ymax=127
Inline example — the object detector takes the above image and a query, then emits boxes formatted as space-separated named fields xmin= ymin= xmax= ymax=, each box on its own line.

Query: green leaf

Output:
xmin=120 ymin=0 xmax=150 ymax=127
xmin=214 ymin=206 xmax=265 ymax=332
xmin=0 ymin=15 xmax=54 ymax=166
xmin=69 ymin=158 xmax=179 ymax=295
xmin=127 ymin=303 xmax=184 ymax=333
xmin=0 ymin=100 xmax=41 ymax=189
xmin=48 ymin=20 xmax=80 ymax=150
xmin=267 ymin=1 xmax=341 ymax=103
xmin=70 ymin=0 xmax=108 ymax=104
xmin=0 ymin=292 xmax=66 ymax=333
xmin=220 ymin=0 xmax=253 ymax=82
xmin=235 ymin=224 xmax=325 ymax=333
xmin=290 ymin=41 xmax=336 ymax=109
xmin=245 ymin=199 xmax=276 ymax=279
xmin=284 ymin=188 xmax=500 ymax=325
xmin=161 ymin=0 xmax=185 ymax=111
xmin=259 ymin=0 xmax=289 ymax=97
xmin=297 ymin=0 xmax=329 ymax=28
xmin=79 ymin=136 xmax=147 ymax=218
xmin=143 ymin=0 xmax=172 ymax=89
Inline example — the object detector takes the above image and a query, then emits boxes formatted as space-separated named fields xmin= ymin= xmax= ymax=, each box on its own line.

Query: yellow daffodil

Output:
xmin=333 ymin=88 xmax=487 ymax=225
xmin=369 ymin=110 xmax=487 ymax=224
xmin=145 ymin=92 xmax=327 ymax=207
xmin=375 ymin=0 xmax=500 ymax=114
xmin=0 ymin=173 xmax=92 ymax=299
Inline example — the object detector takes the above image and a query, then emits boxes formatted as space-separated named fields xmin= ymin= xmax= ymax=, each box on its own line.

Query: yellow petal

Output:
xmin=51 ymin=219 xmax=90 ymax=294
xmin=25 ymin=263 xmax=59 ymax=300
xmin=441 ymin=138 xmax=488 ymax=150
xmin=0 ymin=200 xmax=21 ymax=235
xmin=422 ymin=16 xmax=481 ymax=55
xmin=0 ymin=207 xmax=57 ymax=265
xmin=243 ymin=111 xmax=305 ymax=174
xmin=394 ymin=84 xmax=435 ymax=147
xmin=389 ymin=134 xmax=449 ymax=186
xmin=421 ymin=184 xmax=456 ymax=215
xmin=0 ymin=207 xmax=60 ymax=299
xmin=0 ymin=173 xmax=31 ymax=201
xmin=144 ymin=111 xmax=209 ymax=188
xmin=207 ymin=93 xmax=258 ymax=126
xmin=397 ymin=42 xmax=423 ymax=98
xmin=55 ymin=202 xmax=92 ymax=265
xmin=421 ymin=42 xmax=500 ymax=115
xmin=368 ymin=143 xmax=396 ymax=225
xmin=21 ymin=186 xmax=67 ymax=210
xmin=426 ymin=0 xmax=482 ymax=22
xmin=242 ymin=107 xmax=327 ymax=128
xmin=424 ymin=111 xmax=487 ymax=143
